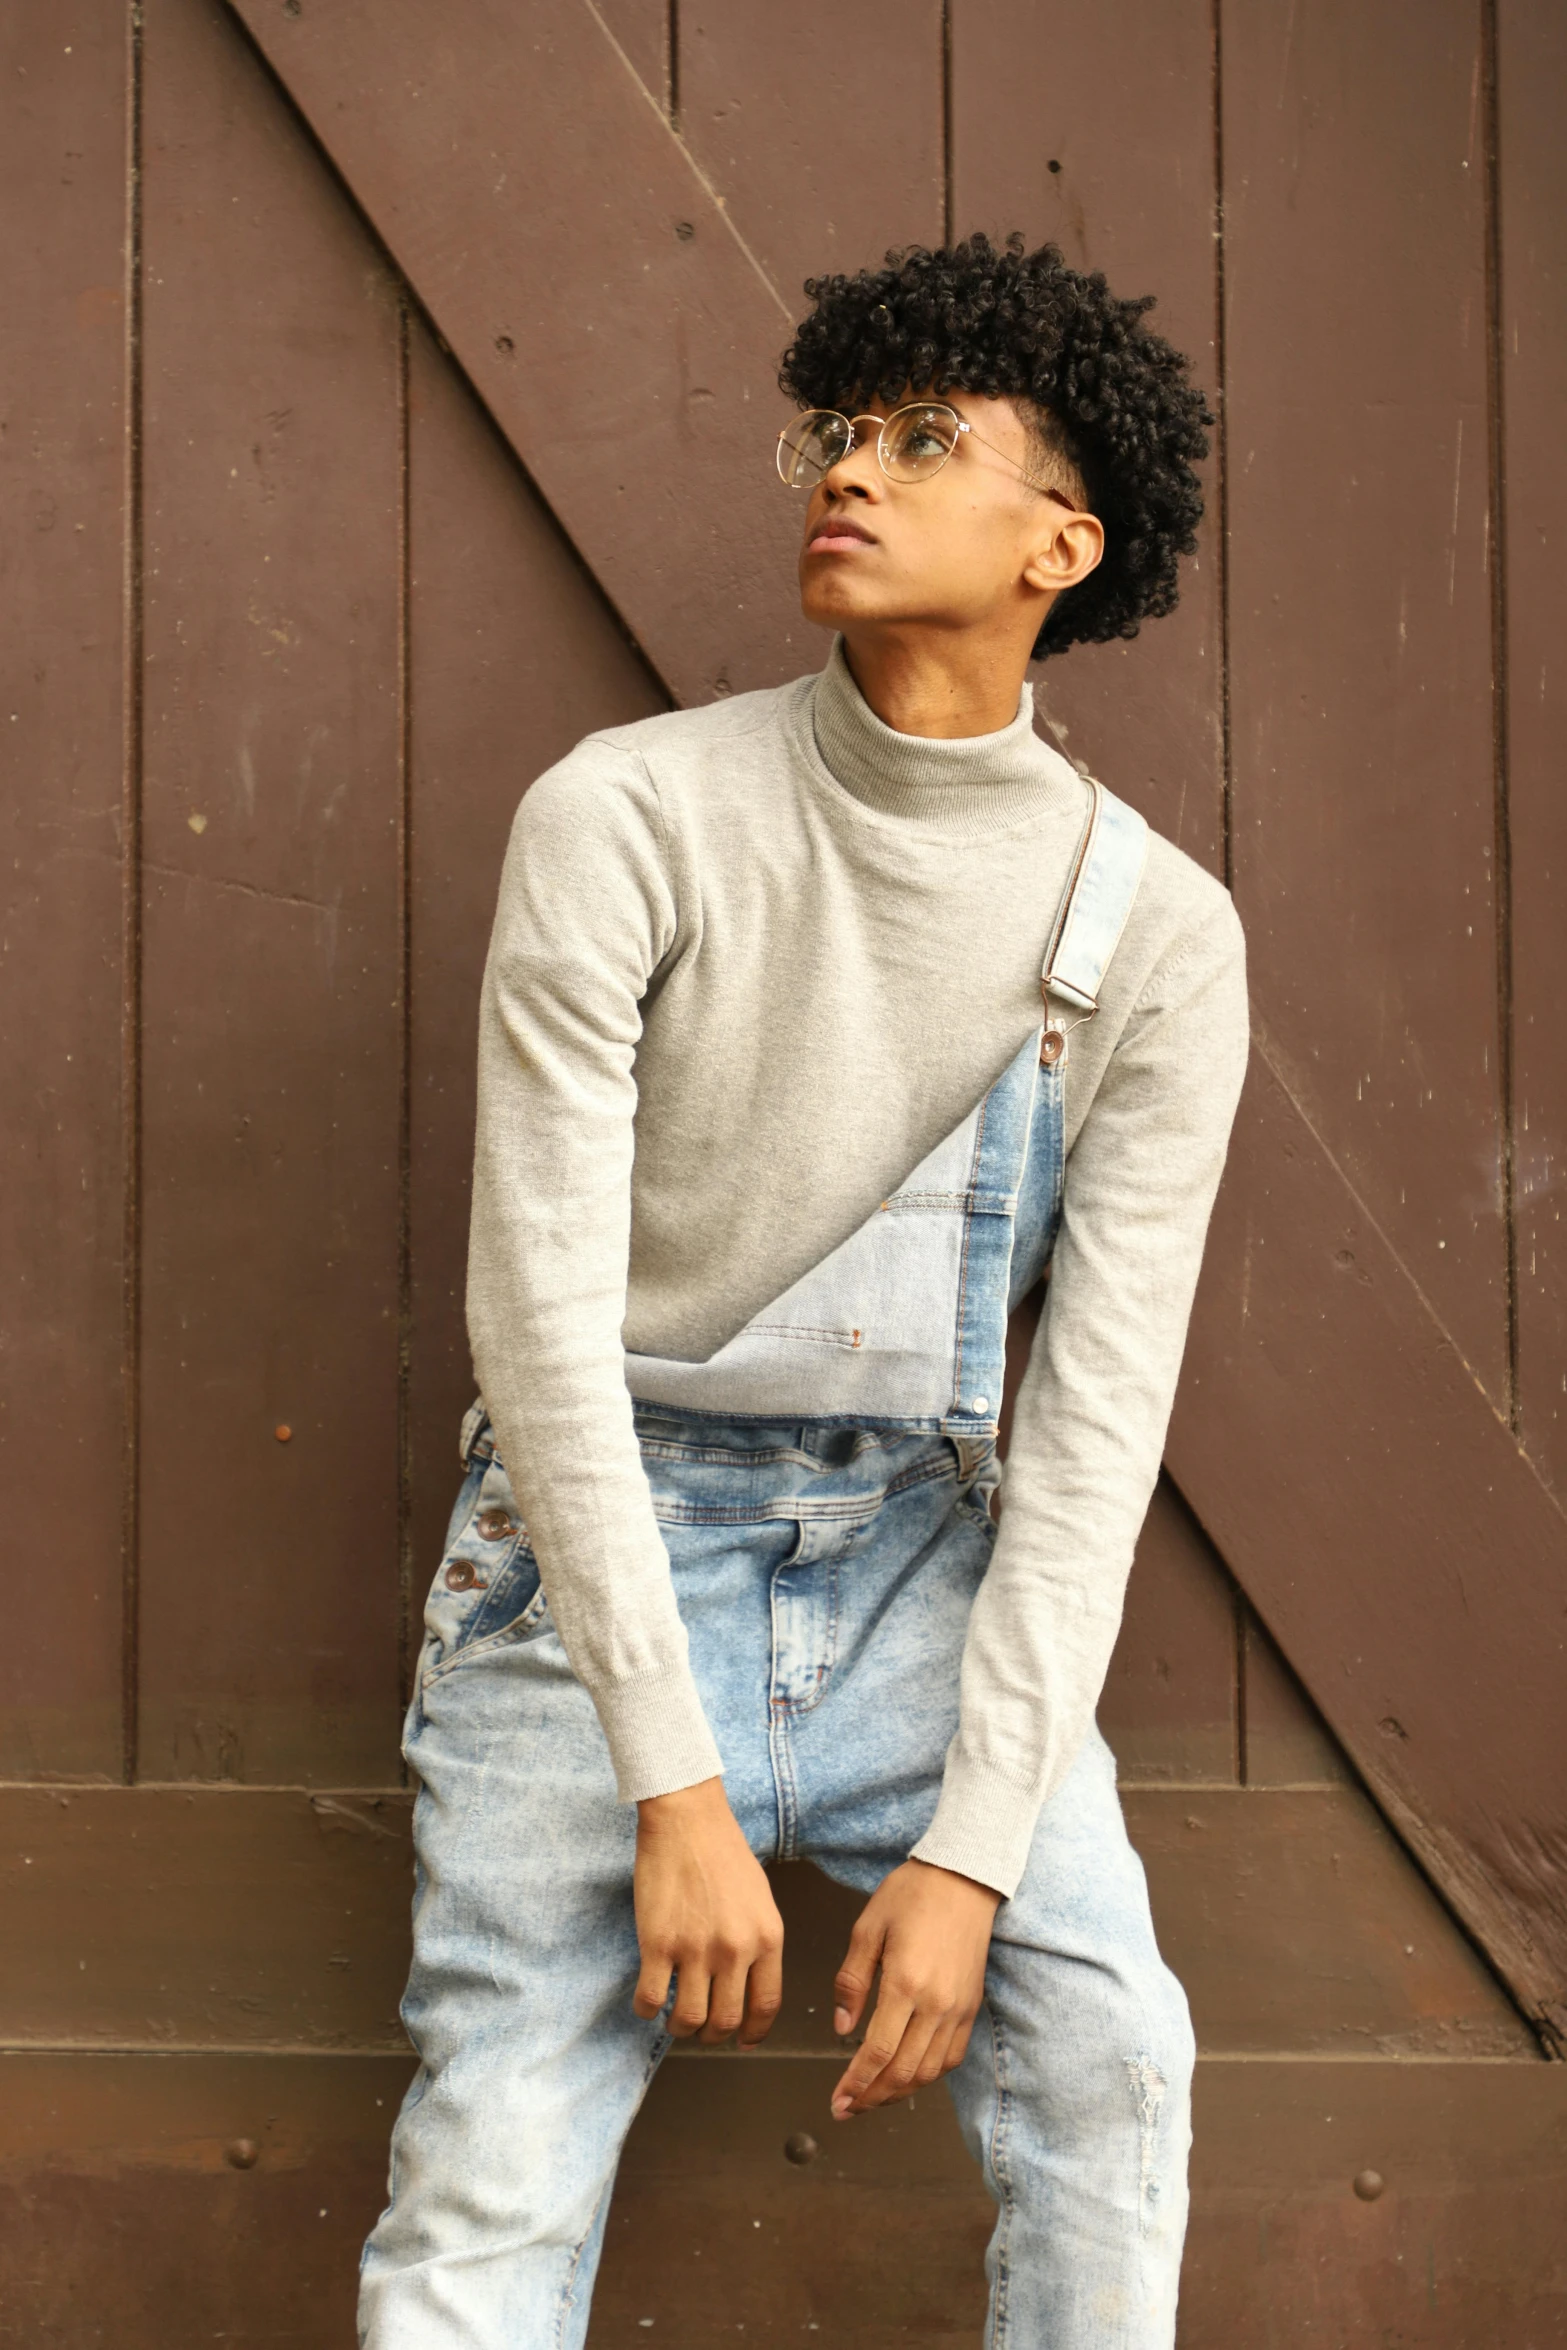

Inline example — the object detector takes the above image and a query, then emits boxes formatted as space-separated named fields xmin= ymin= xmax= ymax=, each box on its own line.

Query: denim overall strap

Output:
xmin=622 ymin=777 xmax=1149 ymax=1437
xmin=1038 ymin=777 xmax=1149 ymax=1064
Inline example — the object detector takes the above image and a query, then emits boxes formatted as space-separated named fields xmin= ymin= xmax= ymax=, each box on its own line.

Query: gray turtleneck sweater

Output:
xmin=467 ymin=640 xmax=1249 ymax=1896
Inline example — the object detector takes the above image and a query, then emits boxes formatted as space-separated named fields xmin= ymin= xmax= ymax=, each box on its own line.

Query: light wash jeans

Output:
xmin=359 ymin=1407 xmax=1194 ymax=2348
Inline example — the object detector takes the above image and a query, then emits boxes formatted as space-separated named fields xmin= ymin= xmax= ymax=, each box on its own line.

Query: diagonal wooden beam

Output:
xmin=222 ymin=0 xmax=1567 ymax=2038
xmin=229 ymin=0 xmax=808 ymax=712
xmin=1167 ymin=1039 xmax=1567 ymax=2047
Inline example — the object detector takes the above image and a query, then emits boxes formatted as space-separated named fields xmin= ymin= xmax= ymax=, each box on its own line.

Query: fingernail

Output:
xmin=833 ymin=2008 xmax=851 ymax=2035
xmin=831 ymin=2097 xmax=852 ymax=2120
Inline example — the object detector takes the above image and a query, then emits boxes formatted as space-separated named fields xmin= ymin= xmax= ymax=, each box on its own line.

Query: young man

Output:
xmin=360 ymin=232 xmax=1249 ymax=2347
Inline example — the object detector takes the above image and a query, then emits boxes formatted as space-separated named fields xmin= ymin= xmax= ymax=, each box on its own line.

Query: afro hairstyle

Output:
xmin=777 ymin=231 xmax=1213 ymax=659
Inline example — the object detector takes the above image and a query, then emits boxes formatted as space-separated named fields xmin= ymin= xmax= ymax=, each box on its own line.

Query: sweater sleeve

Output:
xmin=910 ymin=892 xmax=1250 ymax=1897
xmin=465 ymin=739 xmax=726 ymax=1802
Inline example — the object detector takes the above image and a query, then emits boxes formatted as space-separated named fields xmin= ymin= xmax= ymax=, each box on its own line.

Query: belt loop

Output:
xmin=459 ymin=1397 xmax=490 ymax=1468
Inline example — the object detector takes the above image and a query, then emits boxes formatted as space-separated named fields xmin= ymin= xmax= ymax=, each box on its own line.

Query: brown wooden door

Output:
xmin=3 ymin=3 xmax=1565 ymax=2343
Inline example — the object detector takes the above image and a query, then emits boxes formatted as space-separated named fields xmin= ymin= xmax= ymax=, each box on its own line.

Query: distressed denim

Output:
xmin=358 ymin=1408 xmax=1194 ymax=2348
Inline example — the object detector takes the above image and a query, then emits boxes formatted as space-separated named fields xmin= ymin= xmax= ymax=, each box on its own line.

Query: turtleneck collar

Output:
xmin=809 ymin=635 xmax=1077 ymax=838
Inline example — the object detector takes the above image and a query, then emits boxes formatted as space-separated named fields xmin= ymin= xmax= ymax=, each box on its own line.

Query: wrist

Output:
xmin=907 ymin=1856 xmax=1004 ymax=1910
xmin=636 ymin=1775 xmax=727 ymax=1826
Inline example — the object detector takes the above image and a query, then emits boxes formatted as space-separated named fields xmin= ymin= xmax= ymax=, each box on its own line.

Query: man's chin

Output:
xmin=799 ymin=584 xmax=899 ymax=635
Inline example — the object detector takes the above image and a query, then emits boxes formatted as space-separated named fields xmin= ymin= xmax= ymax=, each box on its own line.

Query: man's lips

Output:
xmin=806 ymin=517 xmax=878 ymax=554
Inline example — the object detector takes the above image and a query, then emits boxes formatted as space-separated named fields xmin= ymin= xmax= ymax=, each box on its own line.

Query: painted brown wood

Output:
xmin=0 ymin=2049 xmax=1558 ymax=2349
xmin=1177 ymin=2059 xmax=1567 ymax=2350
xmin=0 ymin=2051 xmax=414 ymax=2349
xmin=0 ymin=1785 xmax=1530 ymax=2062
xmin=950 ymin=0 xmax=1226 ymax=878
xmin=135 ymin=0 xmax=404 ymax=1783
xmin=1168 ymin=1044 xmax=1567 ymax=2042
xmin=677 ymin=0 xmax=944 ymax=307
xmin=1239 ymin=1605 xmax=1354 ymax=1790
xmin=1129 ymin=1788 xmax=1534 ymax=2061
xmin=0 ymin=4 xmax=130 ymax=1780
xmin=1221 ymin=0 xmax=1507 ymax=1400
xmin=593 ymin=0 xmax=669 ymax=116
xmin=405 ymin=320 xmax=665 ymax=1658
xmin=1240 ymin=1604 xmax=1355 ymax=1789
xmin=1100 ymin=1479 xmax=1239 ymax=1787
xmin=139 ymin=0 xmax=1567 ymax=2041
xmin=222 ymin=0 xmax=810 ymax=710
xmin=1498 ymin=0 xmax=1567 ymax=1491
xmin=0 ymin=1787 xmax=415 ymax=2052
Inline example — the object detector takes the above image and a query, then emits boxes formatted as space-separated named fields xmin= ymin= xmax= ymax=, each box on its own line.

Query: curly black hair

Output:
xmin=778 ymin=232 xmax=1213 ymax=659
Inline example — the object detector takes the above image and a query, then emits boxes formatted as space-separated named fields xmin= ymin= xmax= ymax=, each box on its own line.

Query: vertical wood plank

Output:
xmin=677 ymin=1 xmax=944 ymax=308
xmin=0 ymin=3 xmax=130 ymax=1778
xmin=949 ymin=0 xmax=1226 ymax=873
xmin=1240 ymin=1609 xmax=1355 ymax=1788
xmin=594 ymin=0 xmax=669 ymax=113
xmin=1101 ymin=1479 xmax=1239 ymax=1784
xmin=1497 ymin=0 xmax=1567 ymax=1486
xmin=405 ymin=329 xmax=663 ymax=1642
xmin=1221 ymin=0 xmax=1507 ymax=1397
xmin=135 ymin=0 xmax=403 ymax=1782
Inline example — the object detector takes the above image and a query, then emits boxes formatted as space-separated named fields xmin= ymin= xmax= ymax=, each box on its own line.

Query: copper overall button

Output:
xmin=444 ymin=1560 xmax=484 ymax=1592
xmin=476 ymin=1509 xmax=516 ymax=1542
xmin=1039 ymin=1028 xmax=1066 ymax=1066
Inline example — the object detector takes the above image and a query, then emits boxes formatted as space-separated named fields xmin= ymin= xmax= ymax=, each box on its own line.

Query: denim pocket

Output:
xmin=420 ymin=1450 xmax=549 ymax=1683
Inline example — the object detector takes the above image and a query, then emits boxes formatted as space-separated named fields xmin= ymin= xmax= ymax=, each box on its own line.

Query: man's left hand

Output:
xmin=829 ymin=1858 xmax=1002 ymax=2118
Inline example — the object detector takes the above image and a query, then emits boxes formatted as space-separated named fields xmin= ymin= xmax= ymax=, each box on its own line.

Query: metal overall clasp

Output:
xmin=1040 ymin=981 xmax=1096 ymax=1068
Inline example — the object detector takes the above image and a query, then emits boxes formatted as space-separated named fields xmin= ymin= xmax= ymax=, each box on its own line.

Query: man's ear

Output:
xmin=1022 ymin=511 xmax=1104 ymax=596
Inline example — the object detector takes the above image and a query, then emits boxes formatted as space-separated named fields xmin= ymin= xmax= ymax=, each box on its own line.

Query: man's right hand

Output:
xmin=631 ymin=1777 xmax=785 ymax=2048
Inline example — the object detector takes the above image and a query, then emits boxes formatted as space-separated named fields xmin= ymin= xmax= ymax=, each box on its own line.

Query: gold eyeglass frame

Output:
xmin=776 ymin=400 xmax=1078 ymax=508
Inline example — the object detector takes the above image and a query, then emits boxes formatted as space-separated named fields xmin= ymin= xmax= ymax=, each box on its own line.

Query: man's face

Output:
xmin=794 ymin=387 xmax=1088 ymax=644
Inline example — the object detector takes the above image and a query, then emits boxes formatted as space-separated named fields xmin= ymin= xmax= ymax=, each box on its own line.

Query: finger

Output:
xmin=912 ymin=2013 xmax=965 ymax=2089
xmin=697 ymin=1958 xmax=749 ymax=2046
xmin=840 ymin=2008 xmax=943 ymax=2115
xmin=941 ymin=2011 xmax=980 ymax=2077
xmin=830 ymin=1984 xmax=916 ymax=2117
xmin=667 ymin=1953 xmax=713 ymax=2040
xmin=738 ymin=1939 xmax=785 ymax=2050
xmin=832 ymin=1913 xmax=885 ymax=2038
xmin=632 ymin=1946 xmax=673 ymax=2023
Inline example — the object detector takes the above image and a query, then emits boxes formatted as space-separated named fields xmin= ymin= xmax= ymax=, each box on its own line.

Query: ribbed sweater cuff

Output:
xmin=593 ymin=1664 xmax=726 ymax=1805
xmin=909 ymin=1746 xmax=1043 ymax=1900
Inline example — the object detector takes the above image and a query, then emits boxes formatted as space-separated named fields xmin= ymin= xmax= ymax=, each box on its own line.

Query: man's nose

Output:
xmin=823 ymin=437 xmax=881 ymax=497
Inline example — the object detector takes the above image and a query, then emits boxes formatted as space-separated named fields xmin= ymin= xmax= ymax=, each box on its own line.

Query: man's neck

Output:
xmin=840 ymin=631 xmax=1032 ymax=741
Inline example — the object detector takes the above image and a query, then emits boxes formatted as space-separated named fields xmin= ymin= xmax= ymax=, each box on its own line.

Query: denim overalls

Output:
xmin=360 ymin=775 xmax=1195 ymax=2350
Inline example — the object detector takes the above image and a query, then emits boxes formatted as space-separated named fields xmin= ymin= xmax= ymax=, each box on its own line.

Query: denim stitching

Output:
xmin=774 ymin=1553 xmax=841 ymax=1720
xmin=983 ymin=2003 xmax=1016 ymax=2350
xmin=766 ymin=1553 xmax=801 ymax=1860
xmin=420 ymin=1584 xmax=551 ymax=1686
xmin=948 ymin=1087 xmax=991 ymax=1413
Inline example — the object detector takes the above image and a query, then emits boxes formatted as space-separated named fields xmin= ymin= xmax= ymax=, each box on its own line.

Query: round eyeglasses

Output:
xmin=776 ymin=400 xmax=1077 ymax=506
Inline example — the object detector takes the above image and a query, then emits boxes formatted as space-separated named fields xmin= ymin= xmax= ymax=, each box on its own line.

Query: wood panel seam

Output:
xmin=1210 ymin=0 xmax=1234 ymax=892
xmin=120 ymin=0 xmax=146 ymax=1791
xmin=1236 ymin=1023 xmax=1563 ymax=1502
xmin=395 ymin=296 xmax=414 ymax=1739
xmin=577 ymin=0 xmax=791 ymax=324
xmin=1481 ymin=0 xmax=1520 ymax=1434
